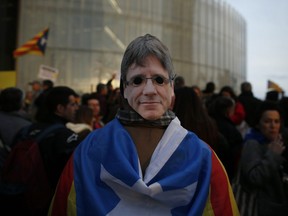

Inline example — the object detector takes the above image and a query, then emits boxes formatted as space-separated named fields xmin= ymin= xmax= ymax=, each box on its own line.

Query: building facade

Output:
xmin=15 ymin=0 xmax=246 ymax=94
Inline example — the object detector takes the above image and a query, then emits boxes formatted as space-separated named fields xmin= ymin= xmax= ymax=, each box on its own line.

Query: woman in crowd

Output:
xmin=219 ymin=85 xmax=246 ymax=126
xmin=173 ymin=86 xmax=229 ymax=171
xmin=66 ymin=105 xmax=94 ymax=141
xmin=237 ymin=101 xmax=288 ymax=216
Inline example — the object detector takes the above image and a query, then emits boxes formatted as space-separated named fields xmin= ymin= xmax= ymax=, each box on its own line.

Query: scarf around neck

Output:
xmin=116 ymin=109 xmax=176 ymax=128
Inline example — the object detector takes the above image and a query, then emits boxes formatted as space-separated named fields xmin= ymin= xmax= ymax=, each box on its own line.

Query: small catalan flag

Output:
xmin=267 ymin=80 xmax=283 ymax=93
xmin=13 ymin=28 xmax=49 ymax=58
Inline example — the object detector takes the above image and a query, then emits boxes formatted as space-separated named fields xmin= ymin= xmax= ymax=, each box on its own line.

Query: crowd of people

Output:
xmin=0 ymin=34 xmax=288 ymax=215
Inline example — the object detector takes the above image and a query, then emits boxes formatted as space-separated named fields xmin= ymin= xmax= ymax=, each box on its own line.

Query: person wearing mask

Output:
xmin=49 ymin=34 xmax=239 ymax=215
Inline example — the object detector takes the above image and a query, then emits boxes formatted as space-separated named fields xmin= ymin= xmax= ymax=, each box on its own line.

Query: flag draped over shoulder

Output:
xmin=13 ymin=28 xmax=49 ymax=58
xmin=49 ymin=118 xmax=239 ymax=216
xmin=267 ymin=80 xmax=283 ymax=93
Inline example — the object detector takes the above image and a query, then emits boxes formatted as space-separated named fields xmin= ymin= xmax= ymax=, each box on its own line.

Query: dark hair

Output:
xmin=174 ymin=76 xmax=185 ymax=89
xmin=42 ymin=79 xmax=54 ymax=89
xmin=45 ymin=86 xmax=77 ymax=114
xmin=96 ymin=83 xmax=107 ymax=93
xmin=279 ymin=97 xmax=288 ymax=128
xmin=0 ymin=87 xmax=24 ymax=112
xmin=219 ymin=85 xmax=237 ymax=101
xmin=251 ymin=100 xmax=282 ymax=128
xmin=208 ymin=96 xmax=234 ymax=118
xmin=203 ymin=82 xmax=215 ymax=93
xmin=81 ymin=93 xmax=100 ymax=106
xmin=81 ymin=93 xmax=91 ymax=105
xmin=120 ymin=34 xmax=175 ymax=95
xmin=173 ymin=87 xmax=219 ymax=146
xmin=74 ymin=105 xmax=93 ymax=125
xmin=240 ymin=81 xmax=252 ymax=93
xmin=265 ymin=90 xmax=279 ymax=102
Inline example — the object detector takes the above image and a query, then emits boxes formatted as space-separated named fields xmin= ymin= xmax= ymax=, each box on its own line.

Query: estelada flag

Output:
xmin=13 ymin=28 xmax=49 ymax=58
xmin=267 ymin=80 xmax=283 ymax=93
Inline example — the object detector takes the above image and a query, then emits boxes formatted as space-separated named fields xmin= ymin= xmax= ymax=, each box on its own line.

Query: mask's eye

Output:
xmin=132 ymin=76 xmax=144 ymax=86
xmin=154 ymin=76 xmax=165 ymax=85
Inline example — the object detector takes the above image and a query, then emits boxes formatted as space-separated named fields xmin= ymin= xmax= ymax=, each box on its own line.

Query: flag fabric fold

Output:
xmin=49 ymin=118 xmax=239 ymax=216
xmin=267 ymin=80 xmax=283 ymax=93
xmin=13 ymin=28 xmax=49 ymax=58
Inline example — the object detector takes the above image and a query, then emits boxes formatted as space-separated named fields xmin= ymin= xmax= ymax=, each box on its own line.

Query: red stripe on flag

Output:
xmin=50 ymin=155 xmax=74 ymax=216
xmin=209 ymin=150 xmax=238 ymax=215
xmin=13 ymin=28 xmax=49 ymax=57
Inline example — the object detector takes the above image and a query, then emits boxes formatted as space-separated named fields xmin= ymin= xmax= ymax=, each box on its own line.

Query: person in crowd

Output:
xmin=91 ymin=83 xmax=108 ymax=122
xmin=279 ymin=96 xmax=288 ymax=128
xmin=34 ymin=79 xmax=54 ymax=122
xmin=106 ymin=73 xmax=117 ymax=99
xmin=219 ymin=85 xmax=247 ymax=138
xmin=219 ymin=85 xmax=246 ymax=126
xmin=265 ymin=90 xmax=280 ymax=102
xmin=105 ymin=87 xmax=123 ymax=123
xmin=236 ymin=101 xmax=288 ymax=216
xmin=0 ymin=87 xmax=31 ymax=148
xmin=49 ymin=34 xmax=239 ymax=215
xmin=18 ymin=86 xmax=81 ymax=215
xmin=202 ymin=81 xmax=217 ymax=108
xmin=238 ymin=81 xmax=262 ymax=128
xmin=27 ymin=80 xmax=43 ymax=121
xmin=42 ymin=79 xmax=54 ymax=90
xmin=208 ymin=96 xmax=243 ymax=180
xmin=173 ymin=87 xmax=229 ymax=173
xmin=82 ymin=94 xmax=104 ymax=129
xmin=66 ymin=105 xmax=93 ymax=141
xmin=35 ymin=80 xmax=54 ymax=105
xmin=191 ymin=85 xmax=202 ymax=98
xmin=173 ymin=75 xmax=185 ymax=90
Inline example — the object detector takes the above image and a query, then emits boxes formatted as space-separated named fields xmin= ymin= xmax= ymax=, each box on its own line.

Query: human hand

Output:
xmin=268 ymin=135 xmax=286 ymax=155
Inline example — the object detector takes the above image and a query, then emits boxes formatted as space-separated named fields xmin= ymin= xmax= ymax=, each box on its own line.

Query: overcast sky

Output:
xmin=224 ymin=0 xmax=288 ymax=99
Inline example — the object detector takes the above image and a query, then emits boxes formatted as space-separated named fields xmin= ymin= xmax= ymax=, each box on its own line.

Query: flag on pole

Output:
xmin=13 ymin=28 xmax=49 ymax=58
xmin=267 ymin=80 xmax=283 ymax=93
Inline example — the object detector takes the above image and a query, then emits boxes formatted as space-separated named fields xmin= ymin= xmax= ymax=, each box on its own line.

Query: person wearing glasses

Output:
xmin=49 ymin=34 xmax=239 ymax=216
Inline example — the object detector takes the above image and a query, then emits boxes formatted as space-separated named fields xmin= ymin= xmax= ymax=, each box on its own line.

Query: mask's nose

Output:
xmin=142 ymin=78 xmax=157 ymax=95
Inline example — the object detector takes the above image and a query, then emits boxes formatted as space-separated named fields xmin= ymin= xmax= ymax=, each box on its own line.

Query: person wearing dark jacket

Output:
xmin=0 ymin=87 xmax=31 ymax=148
xmin=33 ymin=86 xmax=81 ymax=189
xmin=208 ymin=96 xmax=243 ymax=180
xmin=0 ymin=87 xmax=32 ymax=171
xmin=237 ymin=101 xmax=288 ymax=216
xmin=5 ymin=86 xmax=81 ymax=216
xmin=238 ymin=82 xmax=262 ymax=128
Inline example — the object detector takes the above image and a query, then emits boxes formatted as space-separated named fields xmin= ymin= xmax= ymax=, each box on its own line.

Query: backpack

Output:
xmin=0 ymin=124 xmax=64 ymax=216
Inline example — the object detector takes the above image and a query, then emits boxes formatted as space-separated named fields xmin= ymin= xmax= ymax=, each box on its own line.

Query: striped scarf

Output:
xmin=116 ymin=109 xmax=176 ymax=128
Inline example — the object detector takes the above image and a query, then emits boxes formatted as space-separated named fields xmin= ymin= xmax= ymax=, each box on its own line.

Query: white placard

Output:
xmin=38 ymin=64 xmax=59 ymax=82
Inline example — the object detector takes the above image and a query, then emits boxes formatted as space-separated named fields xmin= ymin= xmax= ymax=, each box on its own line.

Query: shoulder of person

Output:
xmin=53 ymin=126 xmax=80 ymax=145
xmin=26 ymin=123 xmax=79 ymax=144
